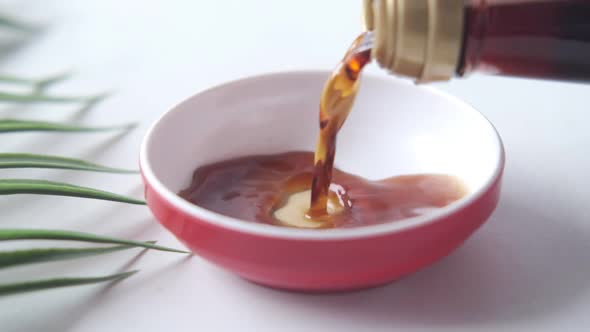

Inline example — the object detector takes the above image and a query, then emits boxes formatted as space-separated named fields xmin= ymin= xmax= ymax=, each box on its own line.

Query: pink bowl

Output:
xmin=140 ymin=71 xmax=504 ymax=292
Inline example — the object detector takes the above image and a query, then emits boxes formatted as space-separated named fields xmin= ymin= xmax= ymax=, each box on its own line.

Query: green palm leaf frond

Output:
xmin=0 ymin=11 xmax=183 ymax=297
xmin=0 ymin=179 xmax=145 ymax=204
xmin=0 ymin=153 xmax=137 ymax=173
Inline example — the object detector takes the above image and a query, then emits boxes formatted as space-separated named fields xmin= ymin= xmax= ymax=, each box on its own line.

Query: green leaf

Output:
xmin=0 ymin=229 xmax=188 ymax=253
xmin=0 ymin=179 xmax=146 ymax=205
xmin=0 ymin=153 xmax=137 ymax=173
xmin=33 ymin=72 xmax=72 ymax=92
xmin=0 ymin=270 xmax=138 ymax=296
xmin=0 ymin=91 xmax=100 ymax=103
xmin=0 ymin=244 xmax=146 ymax=268
xmin=0 ymin=15 xmax=36 ymax=33
xmin=0 ymin=75 xmax=35 ymax=85
xmin=0 ymin=72 xmax=69 ymax=87
xmin=0 ymin=119 xmax=136 ymax=133
xmin=0 ymin=74 xmax=107 ymax=106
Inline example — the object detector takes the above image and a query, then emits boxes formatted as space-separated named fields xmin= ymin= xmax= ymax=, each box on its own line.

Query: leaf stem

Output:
xmin=0 ymin=91 xmax=105 ymax=103
xmin=0 ymin=229 xmax=188 ymax=254
xmin=0 ymin=119 xmax=136 ymax=133
xmin=0 ymin=271 xmax=138 ymax=296
xmin=0 ymin=153 xmax=138 ymax=173
xmin=0 ymin=244 xmax=137 ymax=268
xmin=0 ymin=179 xmax=146 ymax=205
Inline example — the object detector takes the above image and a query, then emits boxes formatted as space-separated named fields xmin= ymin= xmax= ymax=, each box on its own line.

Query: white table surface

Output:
xmin=1 ymin=0 xmax=589 ymax=331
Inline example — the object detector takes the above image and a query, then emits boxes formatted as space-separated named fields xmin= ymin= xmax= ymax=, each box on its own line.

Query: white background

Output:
xmin=1 ymin=1 xmax=589 ymax=331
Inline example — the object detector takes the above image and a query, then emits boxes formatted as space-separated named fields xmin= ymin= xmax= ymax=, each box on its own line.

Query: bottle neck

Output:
xmin=365 ymin=0 xmax=590 ymax=84
xmin=362 ymin=0 xmax=465 ymax=83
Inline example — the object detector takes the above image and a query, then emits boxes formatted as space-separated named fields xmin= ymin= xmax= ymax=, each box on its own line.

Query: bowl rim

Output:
xmin=139 ymin=70 xmax=505 ymax=240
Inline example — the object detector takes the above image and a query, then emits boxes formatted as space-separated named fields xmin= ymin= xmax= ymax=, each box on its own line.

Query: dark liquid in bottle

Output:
xmin=179 ymin=152 xmax=467 ymax=229
xmin=459 ymin=0 xmax=590 ymax=82
xmin=179 ymin=33 xmax=468 ymax=229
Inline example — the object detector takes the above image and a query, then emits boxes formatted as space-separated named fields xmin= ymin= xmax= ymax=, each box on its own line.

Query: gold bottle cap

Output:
xmin=363 ymin=0 xmax=464 ymax=83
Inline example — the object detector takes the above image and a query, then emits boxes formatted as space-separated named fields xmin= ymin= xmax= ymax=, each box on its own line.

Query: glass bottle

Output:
xmin=362 ymin=0 xmax=590 ymax=83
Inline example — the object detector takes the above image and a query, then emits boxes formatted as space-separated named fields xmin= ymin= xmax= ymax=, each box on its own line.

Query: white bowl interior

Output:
xmin=146 ymin=72 xmax=501 ymax=197
xmin=142 ymin=71 xmax=503 ymax=239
